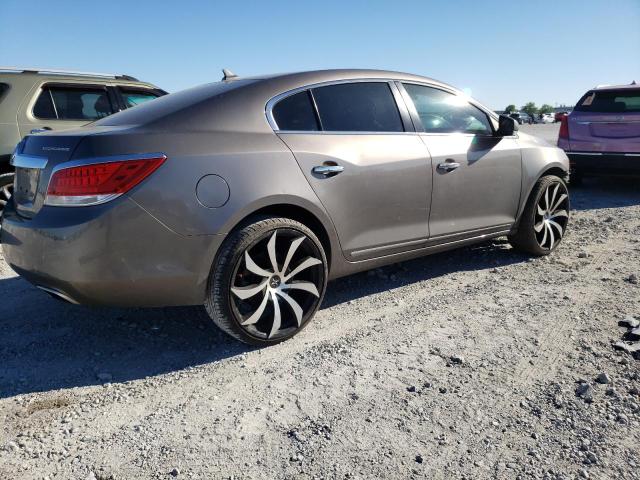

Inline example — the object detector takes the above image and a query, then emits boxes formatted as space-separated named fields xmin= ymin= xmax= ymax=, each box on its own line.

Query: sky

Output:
xmin=1 ymin=0 xmax=639 ymax=110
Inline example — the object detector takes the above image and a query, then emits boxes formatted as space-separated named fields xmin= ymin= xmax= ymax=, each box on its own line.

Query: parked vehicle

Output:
xmin=539 ymin=113 xmax=555 ymax=124
xmin=558 ymin=82 xmax=640 ymax=182
xmin=509 ymin=112 xmax=532 ymax=125
xmin=554 ymin=111 xmax=569 ymax=123
xmin=0 ymin=69 xmax=570 ymax=346
xmin=0 ymin=67 xmax=166 ymax=214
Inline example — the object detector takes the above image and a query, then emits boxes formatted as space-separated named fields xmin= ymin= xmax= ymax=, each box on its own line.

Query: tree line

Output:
xmin=504 ymin=102 xmax=554 ymax=116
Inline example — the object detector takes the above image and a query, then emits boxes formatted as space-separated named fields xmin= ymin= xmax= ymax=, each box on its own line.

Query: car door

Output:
xmin=399 ymin=83 xmax=522 ymax=238
xmin=17 ymin=83 xmax=117 ymax=137
xmin=271 ymin=81 xmax=433 ymax=261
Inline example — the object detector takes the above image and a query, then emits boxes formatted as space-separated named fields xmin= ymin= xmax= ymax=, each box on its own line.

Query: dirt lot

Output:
xmin=1 ymin=124 xmax=639 ymax=479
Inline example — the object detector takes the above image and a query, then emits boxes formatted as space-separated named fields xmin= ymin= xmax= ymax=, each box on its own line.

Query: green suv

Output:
xmin=0 ymin=67 xmax=166 ymax=212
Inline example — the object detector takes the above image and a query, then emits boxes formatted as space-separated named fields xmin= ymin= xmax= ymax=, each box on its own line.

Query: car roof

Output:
xmin=93 ymin=69 xmax=493 ymax=133
xmin=240 ymin=68 xmax=459 ymax=93
xmin=593 ymin=82 xmax=639 ymax=91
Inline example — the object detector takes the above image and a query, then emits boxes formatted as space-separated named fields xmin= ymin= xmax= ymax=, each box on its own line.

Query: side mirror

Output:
xmin=497 ymin=114 xmax=518 ymax=136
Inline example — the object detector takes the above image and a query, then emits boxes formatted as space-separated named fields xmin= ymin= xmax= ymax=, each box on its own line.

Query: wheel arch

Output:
xmin=514 ymin=162 xmax=569 ymax=232
xmin=226 ymin=202 xmax=337 ymax=272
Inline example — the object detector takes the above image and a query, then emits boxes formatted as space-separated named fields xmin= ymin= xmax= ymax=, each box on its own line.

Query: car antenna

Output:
xmin=632 ymin=80 xmax=637 ymax=85
xmin=222 ymin=68 xmax=238 ymax=81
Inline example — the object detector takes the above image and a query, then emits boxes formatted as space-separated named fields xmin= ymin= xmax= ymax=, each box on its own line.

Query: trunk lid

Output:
xmin=569 ymin=88 xmax=640 ymax=153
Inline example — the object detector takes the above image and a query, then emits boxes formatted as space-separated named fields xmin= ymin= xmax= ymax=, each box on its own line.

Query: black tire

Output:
xmin=204 ymin=216 xmax=328 ymax=346
xmin=509 ymin=175 xmax=570 ymax=256
xmin=0 ymin=172 xmax=14 ymax=216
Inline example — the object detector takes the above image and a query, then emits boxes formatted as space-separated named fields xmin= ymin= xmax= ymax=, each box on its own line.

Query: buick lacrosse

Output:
xmin=0 ymin=69 xmax=570 ymax=346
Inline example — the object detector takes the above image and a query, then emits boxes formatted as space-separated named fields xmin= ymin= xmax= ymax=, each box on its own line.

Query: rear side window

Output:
xmin=120 ymin=88 xmax=160 ymax=108
xmin=575 ymin=89 xmax=640 ymax=113
xmin=0 ymin=83 xmax=8 ymax=102
xmin=403 ymin=84 xmax=493 ymax=135
xmin=272 ymin=91 xmax=319 ymax=131
xmin=312 ymin=82 xmax=404 ymax=132
xmin=33 ymin=86 xmax=114 ymax=120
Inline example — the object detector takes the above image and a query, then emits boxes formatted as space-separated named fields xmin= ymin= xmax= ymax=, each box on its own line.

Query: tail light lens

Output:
xmin=558 ymin=115 xmax=569 ymax=141
xmin=45 ymin=155 xmax=166 ymax=206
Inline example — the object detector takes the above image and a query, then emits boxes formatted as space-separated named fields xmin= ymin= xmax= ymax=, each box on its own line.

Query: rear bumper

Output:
xmin=0 ymin=196 xmax=224 ymax=307
xmin=567 ymin=152 xmax=640 ymax=175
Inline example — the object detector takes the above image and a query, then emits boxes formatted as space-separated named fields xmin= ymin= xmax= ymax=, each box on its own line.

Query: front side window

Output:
xmin=312 ymin=82 xmax=404 ymax=132
xmin=403 ymin=84 xmax=493 ymax=135
xmin=272 ymin=90 xmax=319 ymax=131
xmin=33 ymin=86 xmax=114 ymax=120
xmin=120 ymin=88 xmax=160 ymax=109
xmin=575 ymin=89 xmax=640 ymax=113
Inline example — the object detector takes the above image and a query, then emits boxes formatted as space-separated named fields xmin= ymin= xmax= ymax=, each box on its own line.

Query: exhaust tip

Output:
xmin=36 ymin=285 xmax=79 ymax=304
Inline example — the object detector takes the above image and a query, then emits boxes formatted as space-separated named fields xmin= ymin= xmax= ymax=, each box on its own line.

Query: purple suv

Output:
xmin=558 ymin=82 xmax=640 ymax=182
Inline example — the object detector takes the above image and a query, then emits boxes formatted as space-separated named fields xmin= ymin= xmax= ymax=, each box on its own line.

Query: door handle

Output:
xmin=312 ymin=165 xmax=345 ymax=176
xmin=437 ymin=161 xmax=460 ymax=172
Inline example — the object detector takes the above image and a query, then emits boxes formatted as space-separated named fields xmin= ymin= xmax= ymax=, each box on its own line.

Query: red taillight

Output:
xmin=558 ymin=115 xmax=569 ymax=140
xmin=45 ymin=155 xmax=165 ymax=206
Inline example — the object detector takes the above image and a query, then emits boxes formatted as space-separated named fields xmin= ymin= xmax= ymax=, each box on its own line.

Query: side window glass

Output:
xmin=120 ymin=89 xmax=160 ymax=109
xmin=34 ymin=86 xmax=114 ymax=120
xmin=272 ymin=91 xmax=319 ymax=131
xmin=33 ymin=89 xmax=57 ymax=119
xmin=403 ymin=84 xmax=493 ymax=135
xmin=312 ymin=82 xmax=404 ymax=132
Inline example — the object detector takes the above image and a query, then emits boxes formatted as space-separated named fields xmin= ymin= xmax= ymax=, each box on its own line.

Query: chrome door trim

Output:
xmin=10 ymin=153 xmax=48 ymax=169
xmin=349 ymin=223 xmax=513 ymax=258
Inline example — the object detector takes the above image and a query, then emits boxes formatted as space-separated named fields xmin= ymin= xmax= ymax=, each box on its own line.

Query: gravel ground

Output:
xmin=1 ymin=124 xmax=639 ymax=480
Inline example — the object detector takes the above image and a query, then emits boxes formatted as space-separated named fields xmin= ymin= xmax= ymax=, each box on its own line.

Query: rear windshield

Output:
xmin=94 ymin=79 xmax=256 ymax=126
xmin=574 ymin=89 xmax=640 ymax=113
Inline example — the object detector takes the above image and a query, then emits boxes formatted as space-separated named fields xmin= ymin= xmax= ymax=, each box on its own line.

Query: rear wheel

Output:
xmin=205 ymin=216 xmax=328 ymax=346
xmin=509 ymin=175 xmax=570 ymax=255
xmin=0 ymin=173 xmax=14 ymax=216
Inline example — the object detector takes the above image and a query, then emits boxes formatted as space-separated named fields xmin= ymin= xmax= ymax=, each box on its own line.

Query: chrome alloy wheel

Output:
xmin=534 ymin=181 xmax=569 ymax=250
xmin=230 ymin=229 xmax=324 ymax=340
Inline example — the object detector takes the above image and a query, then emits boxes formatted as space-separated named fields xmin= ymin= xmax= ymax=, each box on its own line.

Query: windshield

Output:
xmin=574 ymin=89 xmax=640 ymax=113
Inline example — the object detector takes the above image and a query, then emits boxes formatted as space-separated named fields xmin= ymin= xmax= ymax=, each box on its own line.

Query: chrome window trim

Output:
xmin=266 ymin=78 xmax=411 ymax=133
xmin=569 ymin=152 xmax=640 ymax=157
xmin=276 ymin=130 xmax=419 ymax=136
xmin=10 ymin=153 xmax=48 ymax=169
xmin=575 ymin=120 xmax=640 ymax=125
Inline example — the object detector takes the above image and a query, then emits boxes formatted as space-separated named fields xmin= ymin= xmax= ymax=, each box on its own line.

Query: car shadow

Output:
xmin=0 ymin=238 xmax=527 ymax=399
xmin=322 ymin=238 xmax=527 ymax=308
xmin=0 ymin=276 xmax=253 ymax=399
xmin=569 ymin=176 xmax=640 ymax=211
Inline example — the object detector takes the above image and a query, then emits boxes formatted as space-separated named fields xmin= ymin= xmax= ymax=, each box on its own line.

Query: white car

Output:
xmin=539 ymin=113 xmax=555 ymax=123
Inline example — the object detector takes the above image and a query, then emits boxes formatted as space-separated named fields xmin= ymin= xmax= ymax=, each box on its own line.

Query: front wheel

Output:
xmin=0 ymin=172 xmax=14 ymax=216
xmin=205 ymin=216 xmax=328 ymax=346
xmin=509 ymin=175 xmax=570 ymax=255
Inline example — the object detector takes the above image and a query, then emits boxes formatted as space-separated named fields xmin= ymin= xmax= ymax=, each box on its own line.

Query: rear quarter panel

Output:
xmin=71 ymin=128 xmax=342 ymax=266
